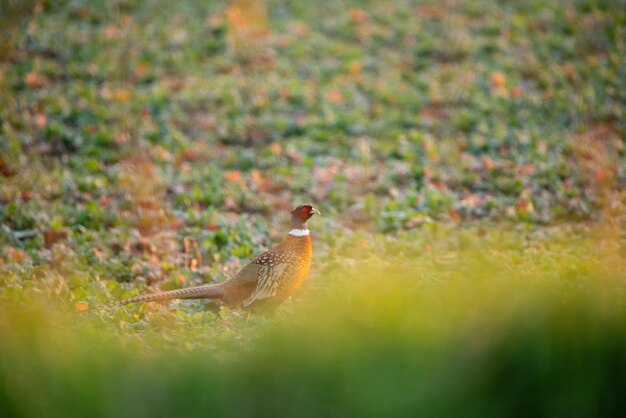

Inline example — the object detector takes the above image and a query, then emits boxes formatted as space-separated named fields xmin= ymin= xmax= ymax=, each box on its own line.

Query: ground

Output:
xmin=0 ymin=0 xmax=625 ymax=417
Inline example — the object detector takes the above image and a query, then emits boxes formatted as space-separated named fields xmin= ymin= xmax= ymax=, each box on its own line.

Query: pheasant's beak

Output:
xmin=310 ymin=208 xmax=321 ymax=216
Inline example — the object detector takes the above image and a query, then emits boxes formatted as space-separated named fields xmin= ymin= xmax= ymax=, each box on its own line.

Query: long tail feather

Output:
xmin=116 ymin=285 xmax=223 ymax=306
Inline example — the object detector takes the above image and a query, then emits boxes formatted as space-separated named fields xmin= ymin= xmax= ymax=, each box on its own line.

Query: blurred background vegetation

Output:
xmin=0 ymin=0 xmax=625 ymax=416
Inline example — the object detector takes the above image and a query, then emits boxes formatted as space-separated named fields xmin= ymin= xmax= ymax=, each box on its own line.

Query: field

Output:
xmin=1 ymin=0 xmax=625 ymax=416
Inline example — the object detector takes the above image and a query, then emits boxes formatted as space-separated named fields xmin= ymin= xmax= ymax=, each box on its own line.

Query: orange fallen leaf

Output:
xmin=349 ymin=8 xmax=368 ymax=23
xmin=288 ymin=21 xmax=309 ymax=36
xmin=225 ymin=170 xmax=242 ymax=182
xmin=75 ymin=301 xmax=89 ymax=312
xmin=251 ymin=169 xmax=264 ymax=187
xmin=98 ymin=196 xmax=111 ymax=207
xmin=103 ymin=25 xmax=117 ymax=39
xmin=114 ymin=132 xmax=130 ymax=145
xmin=0 ymin=158 xmax=17 ymax=177
xmin=517 ymin=164 xmax=535 ymax=175
xmin=6 ymin=247 xmax=28 ymax=262
xmin=153 ymin=145 xmax=172 ymax=162
xmin=204 ymin=223 xmax=220 ymax=231
xmin=135 ymin=62 xmax=150 ymax=77
xmin=44 ymin=229 xmax=67 ymax=248
xmin=510 ymin=86 xmax=524 ymax=97
xmin=417 ymin=6 xmax=445 ymax=18
xmin=77 ymin=6 xmax=91 ymax=19
xmin=356 ymin=239 xmax=368 ymax=248
xmin=136 ymin=197 xmax=160 ymax=210
xmin=482 ymin=156 xmax=496 ymax=170
xmin=348 ymin=60 xmax=362 ymax=76
xmin=595 ymin=170 xmax=611 ymax=183
xmin=490 ymin=72 xmax=506 ymax=87
xmin=327 ymin=89 xmax=343 ymax=103
xmin=166 ymin=78 xmax=186 ymax=91
xmin=180 ymin=148 xmax=202 ymax=161
xmin=170 ymin=218 xmax=185 ymax=229
xmin=113 ymin=88 xmax=131 ymax=102
xmin=515 ymin=199 xmax=534 ymax=213
xmin=269 ymin=142 xmax=282 ymax=155
xmin=226 ymin=0 xmax=268 ymax=33
xmin=463 ymin=194 xmax=480 ymax=208
xmin=24 ymin=72 xmax=47 ymax=89
xmin=34 ymin=113 xmax=47 ymax=127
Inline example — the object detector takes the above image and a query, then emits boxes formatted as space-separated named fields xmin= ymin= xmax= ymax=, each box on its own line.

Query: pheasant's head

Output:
xmin=290 ymin=204 xmax=321 ymax=229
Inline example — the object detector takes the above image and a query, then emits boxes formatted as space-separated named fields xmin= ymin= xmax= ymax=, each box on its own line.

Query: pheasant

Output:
xmin=117 ymin=204 xmax=320 ymax=310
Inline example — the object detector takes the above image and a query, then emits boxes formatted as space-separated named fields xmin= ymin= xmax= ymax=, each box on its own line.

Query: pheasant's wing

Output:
xmin=236 ymin=248 xmax=297 ymax=307
xmin=242 ymin=263 xmax=288 ymax=307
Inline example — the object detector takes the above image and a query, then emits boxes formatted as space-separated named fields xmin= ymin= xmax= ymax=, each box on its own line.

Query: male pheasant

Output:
xmin=117 ymin=204 xmax=320 ymax=310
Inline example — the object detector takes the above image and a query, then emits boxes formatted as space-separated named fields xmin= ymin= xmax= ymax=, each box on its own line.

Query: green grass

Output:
xmin=0 ymin=0 xmax=625 ymax=416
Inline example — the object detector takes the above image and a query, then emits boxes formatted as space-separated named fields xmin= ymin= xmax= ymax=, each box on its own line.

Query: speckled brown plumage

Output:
xmin=116 ymin=204 xmax=319 ymax=310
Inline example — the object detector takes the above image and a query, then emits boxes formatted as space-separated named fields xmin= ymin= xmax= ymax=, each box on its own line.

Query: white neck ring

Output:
xmin=288 ymin=228 xmax=310 ymax=237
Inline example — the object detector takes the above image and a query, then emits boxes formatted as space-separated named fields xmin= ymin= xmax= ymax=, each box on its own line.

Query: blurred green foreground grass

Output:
xmin=1 ymin=225 xmax=625 ymax=418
